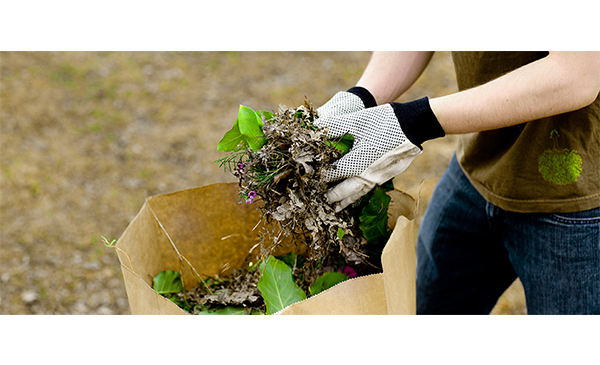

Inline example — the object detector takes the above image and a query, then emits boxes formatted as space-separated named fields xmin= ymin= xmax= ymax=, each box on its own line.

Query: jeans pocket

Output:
xmin=507 ymin=206 xmax=600 ymax=314
xmin=547 ymin=206 xmax=600 ymax=226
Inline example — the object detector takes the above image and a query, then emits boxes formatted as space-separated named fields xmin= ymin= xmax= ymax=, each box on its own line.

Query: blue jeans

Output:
xmin=416 ymin=154 xmax=600 ymax=314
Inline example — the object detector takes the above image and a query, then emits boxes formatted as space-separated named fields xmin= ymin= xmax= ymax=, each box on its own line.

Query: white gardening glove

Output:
xmin=316 ymin=86 xmax=378 ymax=118
xmin=315 ymin=96 xmax=445 ymax=212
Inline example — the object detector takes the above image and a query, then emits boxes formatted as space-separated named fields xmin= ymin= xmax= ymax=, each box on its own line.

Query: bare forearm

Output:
xmin=429 ymin=52 xmax=600 ymax=134
xmin=356 ymin=51 xmax=434 ymax=104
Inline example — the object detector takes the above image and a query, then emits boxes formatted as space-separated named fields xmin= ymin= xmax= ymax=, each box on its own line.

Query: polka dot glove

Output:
xmin=315 ymin=97 xmax=444 ymax=211
xmin=316 ymin=86 xmax=378 ymax=118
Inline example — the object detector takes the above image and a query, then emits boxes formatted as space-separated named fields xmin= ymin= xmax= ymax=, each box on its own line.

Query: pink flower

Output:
xmin=245 ymin=191 xmax=257 ymax=204
xmin=339 ymin=266 xmax=357 ymax=278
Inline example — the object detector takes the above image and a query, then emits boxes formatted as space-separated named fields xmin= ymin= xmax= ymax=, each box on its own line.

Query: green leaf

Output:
xmin=217 ymin=106 xmax=268 ymax=152
xmin=337 ymin=227 xmax=347 ymax=240
xmin=336 ymin=134 xmax=354 ymax=153
xmin=217 ymin=119 xmax=243 ymax=152
xmin=153 ymin=270 xmax=184 ymax=295
xmin=359 ymin=187 xmax=392 ymax=245
xmin=257 ymin=110 xmax=274 ymax=121
xmin=164 ymin=294 xmax=191 ymax=313
xmin=277 ymin=252 xmax=298 ymax=269
xmin=309 ymin=272 xmax=349 ymax=296
xmin=238 ymin=105 xmax=262 ymax=130
xmin=238 ymin=105 xmax=265 ymax=150
xmin=257 ymin=256 xmax=306 ymax=314
xmin=325 ymin=134 xmax=354 ymax=154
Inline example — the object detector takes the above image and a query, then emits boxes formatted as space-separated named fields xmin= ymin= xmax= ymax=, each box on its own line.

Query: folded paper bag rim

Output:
xmin=115 ymin=182 xmax=416 ymax=315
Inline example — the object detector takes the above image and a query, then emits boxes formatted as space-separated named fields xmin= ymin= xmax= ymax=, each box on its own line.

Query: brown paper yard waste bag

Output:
xmin=115 ymin=182 xmax=417 ymax=315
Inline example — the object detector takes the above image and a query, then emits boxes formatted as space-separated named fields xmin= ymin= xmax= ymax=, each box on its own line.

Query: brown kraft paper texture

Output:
xmin=115 ymin=182 xmax=417 ymax=315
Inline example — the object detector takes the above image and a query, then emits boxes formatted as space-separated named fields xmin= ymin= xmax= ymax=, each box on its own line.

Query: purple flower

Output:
xmin=245 ymin=191 xmax=257 ymax=204
xmin=237 ymin=162 xmax=244 ymax=174
xmin=339 ymin=266 xmax=357 ymax=278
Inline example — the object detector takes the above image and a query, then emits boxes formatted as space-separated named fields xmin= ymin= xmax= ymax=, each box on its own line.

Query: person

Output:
xmin=314 ymin=51 xmax=600 ymax=315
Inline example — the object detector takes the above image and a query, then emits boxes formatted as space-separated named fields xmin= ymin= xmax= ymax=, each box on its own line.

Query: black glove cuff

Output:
xmin=390 ymin=97 xmax=445 ymax=148
xmin=347 ymin=86 xmax=377 ymax=109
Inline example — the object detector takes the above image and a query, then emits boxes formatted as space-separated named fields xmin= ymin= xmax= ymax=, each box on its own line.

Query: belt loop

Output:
xmin=485 ymin=201 xmax=500 ymax=231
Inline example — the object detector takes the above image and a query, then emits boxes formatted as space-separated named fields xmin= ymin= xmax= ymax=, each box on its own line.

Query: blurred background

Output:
xmin=0 ymin=51 xmax=526 ymax=314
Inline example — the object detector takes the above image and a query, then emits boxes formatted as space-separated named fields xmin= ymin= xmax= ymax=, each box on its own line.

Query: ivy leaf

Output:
xmin=359 ymin=186 xmax=392 ymax=245
xmin=217 ymin=119 xmax=243 ymax=152
xmin=309 ymin=272 xmax=349 ymax=296
xmin=153 ymin=270 xmax=184 ymax=295
xmin=257 ymin=256 xmax=306 ymax=314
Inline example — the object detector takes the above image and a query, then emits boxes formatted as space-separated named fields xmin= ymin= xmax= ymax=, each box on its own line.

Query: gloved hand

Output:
xmin=316 ymin=86 xmax=378 ymax=118
xmin=315 ymin=96 xmax=445 ymax=212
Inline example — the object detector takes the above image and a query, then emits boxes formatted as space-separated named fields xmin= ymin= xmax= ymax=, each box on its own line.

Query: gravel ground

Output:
xmin=0 ymin=51 xmax=526 ymax=315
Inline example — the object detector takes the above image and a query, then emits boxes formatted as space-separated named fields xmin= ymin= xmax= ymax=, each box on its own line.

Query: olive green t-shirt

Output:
xmin=451 ymin=51 xmax=600 ymax=213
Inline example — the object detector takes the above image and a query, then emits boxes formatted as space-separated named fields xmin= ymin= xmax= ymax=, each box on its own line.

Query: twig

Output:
xmin=101 ymin=236 xmax=135 ymax=274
